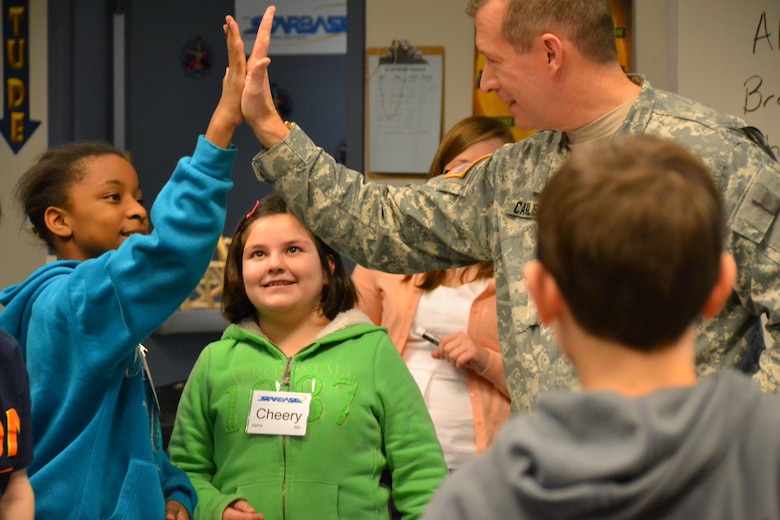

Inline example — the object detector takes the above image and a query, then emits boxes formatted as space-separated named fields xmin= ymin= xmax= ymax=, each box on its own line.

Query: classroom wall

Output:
xmin=365 ymin=3 xmax=475 ymax=187
xmin=0 ymin=0 xmax=48 ymax=292
xmin=367 ymin=3 xmax=475 ymax=136
xmin=633 ymin=0 xmax=671 ymax=91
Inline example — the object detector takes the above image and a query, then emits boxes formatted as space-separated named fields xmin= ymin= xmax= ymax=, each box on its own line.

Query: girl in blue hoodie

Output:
xmin=0 ymin=16 xmax=247 ymax=520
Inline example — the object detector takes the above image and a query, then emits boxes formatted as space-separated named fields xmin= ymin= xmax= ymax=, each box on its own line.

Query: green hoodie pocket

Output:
xmin=233 ymin=481 xmax=283 ymax=518
xmin=286 ymin=480 xmax=339 ymax=519
xmin=235 ymin=480 xmax=340 ymax=519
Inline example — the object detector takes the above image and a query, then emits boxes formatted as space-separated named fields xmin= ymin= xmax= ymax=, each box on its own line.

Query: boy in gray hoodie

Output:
xmin=423 ymin=135 xmax=780 ymax=519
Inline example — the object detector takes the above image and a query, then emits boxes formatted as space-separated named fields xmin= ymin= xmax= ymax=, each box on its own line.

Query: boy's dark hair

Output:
xmin=536 ymin=135 xmax=725 ymax=350
xmin=16 ymin=141 xmax=126 ymax=249
xmin=222 ymin=194 xmax=357 ymax=324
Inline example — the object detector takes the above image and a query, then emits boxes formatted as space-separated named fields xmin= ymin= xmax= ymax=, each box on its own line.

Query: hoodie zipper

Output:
xmin=281 ymin=356 xmax=292 ymax=387
xmin=137 ymin=344 xmax=160 ymax=453
xmin=281 ymin=355 xmax=292 ymax=519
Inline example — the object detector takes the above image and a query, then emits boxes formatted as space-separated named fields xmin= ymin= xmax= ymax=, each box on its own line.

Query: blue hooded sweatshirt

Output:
xmin=0 ymin=135 xmax=235 ymax=519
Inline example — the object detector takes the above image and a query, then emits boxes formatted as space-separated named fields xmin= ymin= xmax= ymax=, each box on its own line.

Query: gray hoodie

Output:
xmin=423 ymin=371 xmax=780 ymax=519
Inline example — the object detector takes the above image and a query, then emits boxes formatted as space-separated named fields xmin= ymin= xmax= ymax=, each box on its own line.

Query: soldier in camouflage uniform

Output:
xmin=238 ymin=1 xmax=780 ymax=413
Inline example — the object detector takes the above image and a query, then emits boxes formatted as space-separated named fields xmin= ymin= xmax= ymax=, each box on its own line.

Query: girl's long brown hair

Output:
xmin=408 ymin=116 xmax=514 ymax=291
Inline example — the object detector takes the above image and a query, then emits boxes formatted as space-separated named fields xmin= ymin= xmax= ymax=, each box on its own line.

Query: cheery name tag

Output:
xmin=246 ymin=390 xmax=311 ymax=436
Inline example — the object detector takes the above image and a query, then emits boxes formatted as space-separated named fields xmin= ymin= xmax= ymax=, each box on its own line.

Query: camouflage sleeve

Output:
xmin=742 ymin=245 xmax=780 ymax=393
xmin=754 ymin=311 xmax=780 ymax=391
xmin=252 ymin=124 xmax=496 ymax=274
xmin=726 ymin=147 xmax=780 ymax=392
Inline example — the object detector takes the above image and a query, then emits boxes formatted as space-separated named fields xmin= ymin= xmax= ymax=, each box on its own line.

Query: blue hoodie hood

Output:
xmin=0 ymin=260 xmax=78 ymax=351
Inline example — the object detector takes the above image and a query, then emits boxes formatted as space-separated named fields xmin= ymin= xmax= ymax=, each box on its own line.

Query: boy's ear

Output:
xmin=524 ymin=260 xmax=564 ymax=325
xmin=43 ymin=206 xmax=73 ymax=240
xmin=701 ymin=253 xmax=737 ymax=319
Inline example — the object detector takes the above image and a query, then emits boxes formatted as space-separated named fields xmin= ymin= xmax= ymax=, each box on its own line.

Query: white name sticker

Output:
xmin=246 ymin=390 xmax=311 ymax=436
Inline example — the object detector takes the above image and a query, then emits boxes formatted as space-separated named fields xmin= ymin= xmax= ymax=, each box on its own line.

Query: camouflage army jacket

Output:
xmin=253 ymin=78 xmax=780 ymax=413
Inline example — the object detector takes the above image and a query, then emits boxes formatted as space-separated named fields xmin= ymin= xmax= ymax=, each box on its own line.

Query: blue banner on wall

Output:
xmin=236 ymin=0 xmax=347 ymax=56
xmin=0 ymin=0 xmax=40 ymax=154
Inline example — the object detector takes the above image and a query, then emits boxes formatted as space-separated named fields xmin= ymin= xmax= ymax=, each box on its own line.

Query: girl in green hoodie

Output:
xmin=169 ymin=194 xmax=447 ymax=520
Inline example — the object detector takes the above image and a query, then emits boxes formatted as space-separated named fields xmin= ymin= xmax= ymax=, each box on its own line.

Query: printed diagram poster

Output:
xmin=366 ymin=50 xmax=444 ymax=175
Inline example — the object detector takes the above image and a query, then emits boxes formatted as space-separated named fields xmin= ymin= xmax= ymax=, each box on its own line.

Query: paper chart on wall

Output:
xmin=366 ymin=46 xmax=444 ymax=175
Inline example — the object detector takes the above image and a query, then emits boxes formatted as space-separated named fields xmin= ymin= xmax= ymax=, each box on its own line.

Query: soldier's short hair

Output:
xmin=465 ymin=0 xmax=617 ymax=64
xmin=536 ymin=135 xmax=725 ymax=351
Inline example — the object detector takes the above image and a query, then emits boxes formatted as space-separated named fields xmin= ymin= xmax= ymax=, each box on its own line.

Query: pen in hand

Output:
xmin=415 ymin=327 xmax=441 ymax=346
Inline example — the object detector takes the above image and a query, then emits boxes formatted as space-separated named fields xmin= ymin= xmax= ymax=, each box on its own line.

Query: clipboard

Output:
xmin=365 ymin=43 xmax=444 ymax=178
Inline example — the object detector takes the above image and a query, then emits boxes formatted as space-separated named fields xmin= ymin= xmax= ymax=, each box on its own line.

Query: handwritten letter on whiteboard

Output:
xmin=675 ymin=0 xmax=780 ymax=156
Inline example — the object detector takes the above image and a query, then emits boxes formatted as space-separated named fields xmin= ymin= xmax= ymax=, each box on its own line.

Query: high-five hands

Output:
xmin=204 ymin=14 xmax=248 ymax=149
xmin=232 ymin=5 xmax=292 ymax=148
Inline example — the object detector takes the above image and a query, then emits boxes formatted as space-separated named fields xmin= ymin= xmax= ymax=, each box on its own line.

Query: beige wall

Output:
xmin=366 ymin=2 xmax=475 ymax=130
xmin=0 ymin=0 xmax=49 ymax=292
xmin=366 ymin=3 xmax=475 ymax=186
xmin=633 ymin=0 xmax=671 ymax=91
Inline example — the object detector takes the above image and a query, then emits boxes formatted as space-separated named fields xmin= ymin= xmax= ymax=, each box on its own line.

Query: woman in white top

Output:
xmin=352 ymin=116 xmax=514 ymax=471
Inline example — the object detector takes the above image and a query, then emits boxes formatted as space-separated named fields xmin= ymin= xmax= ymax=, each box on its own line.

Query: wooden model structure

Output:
xmin=179 ymin=236 xmax=231 ymax=311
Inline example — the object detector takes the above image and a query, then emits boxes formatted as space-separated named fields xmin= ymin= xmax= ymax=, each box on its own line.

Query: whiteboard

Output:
xmin=674 ymin=0 xmax=780 ymax=156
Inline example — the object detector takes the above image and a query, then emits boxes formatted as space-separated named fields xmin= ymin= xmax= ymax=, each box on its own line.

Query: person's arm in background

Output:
xmin=433 ymin=332 xmax=509 ymax=398
xmin=0 ymin=334 xmax=33 ymax=520
xmin=0 ymin=470 xmax=34 ymax=520
xmin=479 ymin=348 xmax=511 ymax=398
xmin=161 ymin=454 xmax=196 ymax=520
xmin=351 ymin=266 xmax=384 ymax=324
xmin=433 ymin=281 xmax=508 ymax=398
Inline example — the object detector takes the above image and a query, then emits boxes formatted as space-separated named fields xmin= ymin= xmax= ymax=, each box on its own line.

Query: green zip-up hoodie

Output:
xmin=169 ymin=309 xmax=447 ymax=520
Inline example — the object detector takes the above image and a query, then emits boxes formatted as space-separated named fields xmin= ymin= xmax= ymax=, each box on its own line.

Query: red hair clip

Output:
xmin=245 ymin=200 xmax=261 ymax=220
xmin=238 ymin=200 xmax=261 ymax=233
